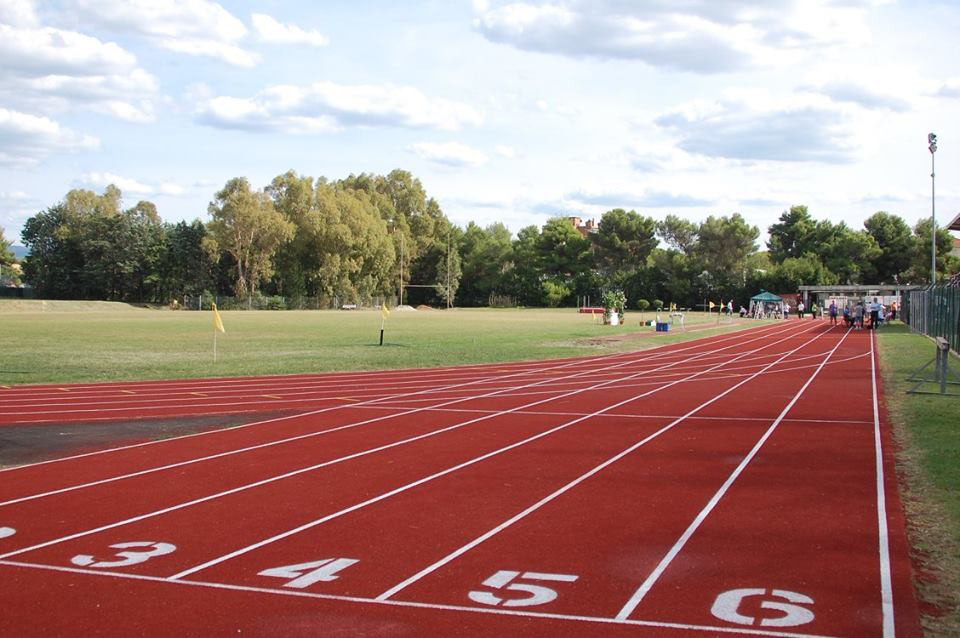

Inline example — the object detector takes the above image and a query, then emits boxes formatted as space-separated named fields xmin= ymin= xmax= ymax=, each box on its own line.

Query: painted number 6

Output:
xmin=468 ymin=570 xmax=578 ymax=608
xmin=711 ymin=588 xmax=815 ymax=628
xmin=71 ymin=541 xmax=177 ymax=569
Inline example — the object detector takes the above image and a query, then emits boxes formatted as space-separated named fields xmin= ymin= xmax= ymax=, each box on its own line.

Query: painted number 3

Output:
xmin=469 ymin=570 xmax=578 ymax=608
xmin=71 ymin=541 xmax=177 ymax=569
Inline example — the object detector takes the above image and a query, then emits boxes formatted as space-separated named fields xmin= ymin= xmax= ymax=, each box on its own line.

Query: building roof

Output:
xmin=948 ymin=210 xmax=960 ymax=231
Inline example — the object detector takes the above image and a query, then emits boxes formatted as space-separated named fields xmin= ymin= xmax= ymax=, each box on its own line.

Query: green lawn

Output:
xmin=0 ymin=301 xmax=752 ymax=385
xmin=877 ymin=322 xmax=960 ymax=635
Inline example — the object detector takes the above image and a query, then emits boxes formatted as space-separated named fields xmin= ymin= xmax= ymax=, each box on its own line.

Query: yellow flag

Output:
xmin=381 ymin=302 xmax=390 ymax=321
xmin=212 ymin=302 xmax=225 ymax=333
xmin=670 ymin=303 xmax=676 ymax=311
xmin=709 ymin=301 xmax=715 ymax=310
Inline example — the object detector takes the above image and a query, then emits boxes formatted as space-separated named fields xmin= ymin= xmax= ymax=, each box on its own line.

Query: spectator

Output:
xmin=869 ymin=297 xmax=881 ymax=330
xmin=797 ymin=301 xmax=805 ymax=319
xmin=828 ymin=301 xmax=838 ymax=325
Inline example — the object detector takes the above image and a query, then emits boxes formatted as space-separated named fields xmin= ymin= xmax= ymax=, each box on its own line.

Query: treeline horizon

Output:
xmin=2 ymin=168 xmax=957 ymax=309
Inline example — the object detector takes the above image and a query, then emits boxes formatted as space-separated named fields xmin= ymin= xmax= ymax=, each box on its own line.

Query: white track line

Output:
xmin=614 ymin=326 xmax=853 ymax=620
xmin=0 ymin=325 xmax=806 ymax=555
xmin=0 ymin=340 xmax=657 ymax=474
xmin=0 ymin=337 xmax=706 ymax=507
xmin=0 ymin=322 xmax=795 ymax=479
xmin=0 ymin=560 xmax=839 ymax=638
xmin=376 ymin=326 xmax=836 ymax=601
xmin=870 ymin=330 xmax=895 ymax=638
xmin=166 ymin=323 xmax=824 ymax=582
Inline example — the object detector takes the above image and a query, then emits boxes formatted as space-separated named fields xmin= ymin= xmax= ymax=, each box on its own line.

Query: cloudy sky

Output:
xmin=1 ymin=0 xmax=958 ymax=248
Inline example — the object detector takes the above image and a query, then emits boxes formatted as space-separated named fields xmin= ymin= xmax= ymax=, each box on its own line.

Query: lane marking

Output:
xmin=377 ymin=327 xmax=835 ymax=602
xmin=0 ymin=333 xmax=707 ymax=508
xmin=870 ymin=330 xmax=895 ymax=638
xmin=614 ymin=327 xmax=852 ymax=620
xmin=261 ymin=395 xmax=282 ymax=400
xmin=0 ymin=340 xmax=668 ymax=474
xmin=0 ymin=559 xmax=841 ymax=638
xmin=168 ymin=324 xmax=824 ymax=582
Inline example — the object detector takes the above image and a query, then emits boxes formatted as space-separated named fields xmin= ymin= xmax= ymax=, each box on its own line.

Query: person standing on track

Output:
xmin=811 ymin=302 xmax=819 ymax=319
xmin=869 ymin=297 xmax=881 ymax=330
xmin=854 ymin=301 xmax=865 ymax=329
xmin=829 ymin=300 xmax=838 ymax=325
xmin=797 ymin=300 xmax=805 ymax=319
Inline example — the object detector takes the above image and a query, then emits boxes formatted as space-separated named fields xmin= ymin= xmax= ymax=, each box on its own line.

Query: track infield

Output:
xmin=0 ymin=320 xmax=922 ymax=637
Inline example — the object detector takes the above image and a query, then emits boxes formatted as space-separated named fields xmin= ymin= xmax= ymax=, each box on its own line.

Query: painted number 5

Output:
xmin=468 ymin=570 xmax=578 ymax=608
xmin=71 ymin=541 xmax=177 ymax=569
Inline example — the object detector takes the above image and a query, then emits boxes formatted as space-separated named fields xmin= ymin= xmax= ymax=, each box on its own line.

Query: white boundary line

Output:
xmin=0 ymin=559 xmax=840 ymax=638
xmin=166 ymin=324 xmax=825 ymax=582
xmin=376 ymin=326 xmax=837 ymax=601
xmin=614 ymin=327 xmax=853 ymax=620
xmin=0 ymin=324 xmax=809 ymax=558
xmin=0 ymin=332 xmax=711 ymax=508
xmin=871 ymin=330 xmax=896 ymax=638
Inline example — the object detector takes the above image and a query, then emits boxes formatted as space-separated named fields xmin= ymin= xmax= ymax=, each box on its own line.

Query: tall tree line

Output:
xmin=15 ymin=173 xmax=960 ymax=307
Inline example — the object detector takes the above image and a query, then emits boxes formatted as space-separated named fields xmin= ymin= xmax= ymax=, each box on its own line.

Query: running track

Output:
xmin=0 ymin=321 xmax=921 ymax=637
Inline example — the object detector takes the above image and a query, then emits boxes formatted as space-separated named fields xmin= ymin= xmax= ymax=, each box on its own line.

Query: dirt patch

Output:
xmin=0 ymin=411 xmax=296 ymax=468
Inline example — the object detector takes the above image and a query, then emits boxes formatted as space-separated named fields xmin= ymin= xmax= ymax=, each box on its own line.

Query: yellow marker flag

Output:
xmin=381 ymin=302 xmax=390 ymax=321
xmin=670 ymin=303 xmax=676 ymax=311
xmin=212 ymin=302 xmax=225 ymax=333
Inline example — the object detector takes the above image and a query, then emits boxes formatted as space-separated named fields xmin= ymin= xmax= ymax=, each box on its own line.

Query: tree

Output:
xmin=0 ymin=226 xmax=17 ymax=285
xmin=657 ymin=214 xmax=698 ymax=254
xmin=457 ymin=222 xmax=513 ymax=306
xmin=696 ymin=213 xmax=759 ymax=287
xmin=904 ymin=218 xmax=956 ymax=284
xmin=592 ymin=209 xmax=657 ymax=276
xmin=863 ymin=211 xmax=914 ymax=283
xmin=767 ymin=205 xmax=816 ymax=263
xmin=502 ymin=225 xmax=543 ymax=306
xmin=207 ymin=177 xmax=295 ymax=297
xmin=814 ymin=221 xmax=879 ymax=284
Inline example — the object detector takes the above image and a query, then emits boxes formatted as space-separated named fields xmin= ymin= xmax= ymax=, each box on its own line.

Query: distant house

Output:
xmin=950 ymin=211 xmax=960 ymax=257
xmin=568 ymin=216 xmax=598 ymax=238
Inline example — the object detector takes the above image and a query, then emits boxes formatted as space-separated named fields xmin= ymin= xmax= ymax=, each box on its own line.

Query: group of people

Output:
xmin=832 ymin=298 xmax=896 ymax=330
xmin=742 ymin=297 xmax=899 ymax=327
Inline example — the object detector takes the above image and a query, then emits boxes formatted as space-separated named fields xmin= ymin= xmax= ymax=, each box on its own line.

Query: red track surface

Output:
xmin=0 ymin=321 xmax=921 ymax=637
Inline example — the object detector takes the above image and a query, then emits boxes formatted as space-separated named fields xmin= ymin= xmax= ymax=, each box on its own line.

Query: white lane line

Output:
xmin=870 ymin=330 xmax=895 ymax=638
xmin=0 ymin=321 xmax=795 ymax=478
xmin=614 ymin=326 xmax=853 ymax=620
xmin=0 ymin=344 xmax=648 ymax=475
xmin=167 ymin=324 xmax=823 ymax=582
xmin=0 ymin=347 xmax=662 ymax=507
xmin=0 ymin=325 xmax=798 ymax=555
xmin=376 ymin=326 xmax=835 ymax=601
xmin=0 ymin=561 xmax=840 ymax=638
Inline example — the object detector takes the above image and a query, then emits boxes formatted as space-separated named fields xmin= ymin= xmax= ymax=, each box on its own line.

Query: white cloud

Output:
xmin=474 ymin=1 xmax=874 ymax=73
xmin=566 ymin=188 xmax=712 ymax=208
xmin=81 ymin=172 xmax=186 ymax=196
xmin=410 ymin=142 xmax=489 ymax=167
xmin=0 ymin=107 xmax=99 ymax=167
xmin=0 ymin=0 xmax=39 ymax=26
xmin=495 ymin=145 xmax=516 ymax=158
xmin=937 ymin=78 xmax=960 ymax=98
xmin=73 ymin=0 xmax=259 ymax=67
xmin=0 ymin=23 xmax=158 ymax=122
xmin=654 ymin=90 xmax=855 ymax=163
xmin=251 ymin=13 xmax=328 ymax=47
xmin=196 ymin=82 xmax=484 ymax=133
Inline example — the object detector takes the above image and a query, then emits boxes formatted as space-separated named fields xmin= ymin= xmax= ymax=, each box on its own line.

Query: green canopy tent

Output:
xmin=749 ymin=290 xmax=785 ymax=318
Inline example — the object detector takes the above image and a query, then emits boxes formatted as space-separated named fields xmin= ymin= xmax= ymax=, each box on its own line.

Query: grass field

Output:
xmin=0 ymin=301 xmax=752 ymax=386
xmin=877 ymin=323 xmax=960 ymax=635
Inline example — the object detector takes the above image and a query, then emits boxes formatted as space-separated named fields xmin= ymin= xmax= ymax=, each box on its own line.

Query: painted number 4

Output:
xmin=469 ymin=570 xmax=578 ymax=608
xmin=258 ymin=558 xmax=359 ymax=589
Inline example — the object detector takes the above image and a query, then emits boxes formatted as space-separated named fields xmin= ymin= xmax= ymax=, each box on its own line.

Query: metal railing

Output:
xmin=905 ymin=284 xmax=960 ymax=354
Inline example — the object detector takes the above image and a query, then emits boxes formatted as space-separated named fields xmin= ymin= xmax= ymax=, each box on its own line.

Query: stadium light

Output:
xmin=928 ymin=132 xmax=937 ymax=285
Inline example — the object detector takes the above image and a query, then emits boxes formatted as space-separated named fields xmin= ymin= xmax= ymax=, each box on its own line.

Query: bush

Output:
xmin=653 ymin=299 xmax=664 ymax=310
xmin=542 ymin=280 xmax=570 ymax=308
xmin=636 ymin=299 xmax=651 ymax=312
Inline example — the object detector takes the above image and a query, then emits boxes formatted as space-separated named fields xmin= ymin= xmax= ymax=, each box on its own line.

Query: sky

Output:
xmin=1 ymin=0 xmax=958 ymax=249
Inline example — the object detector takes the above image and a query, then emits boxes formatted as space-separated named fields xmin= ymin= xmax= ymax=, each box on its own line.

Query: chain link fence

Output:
xmin=904 ymin=283 xmax=960 ymax=354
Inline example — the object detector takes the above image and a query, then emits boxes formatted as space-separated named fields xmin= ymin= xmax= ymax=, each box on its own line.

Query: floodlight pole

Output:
xmin=929 ymin=132 xmax=937 ymax=285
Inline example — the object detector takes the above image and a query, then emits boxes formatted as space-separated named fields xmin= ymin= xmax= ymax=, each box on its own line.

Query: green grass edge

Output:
xmin=877 ymin=322 xmax=960 ymax=636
